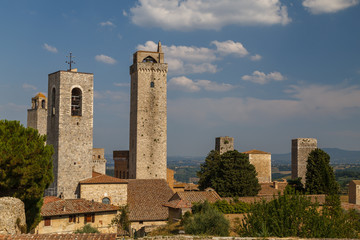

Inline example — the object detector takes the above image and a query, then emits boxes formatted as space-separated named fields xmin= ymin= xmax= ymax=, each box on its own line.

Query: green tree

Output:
xmin=197 ymin=150 xmax=260 ymax=197
xmin=305 ymin=148 xmax=339 ymax=195
xmin=182 ymin=201 xmax=230 ymax=236
xmin=74 ymin=224 xmax=99 ymax=233
xmin=0 ymin=120 xmax=53 ymax=232
xmin=111 ymin=205 xmax=131 ymax=235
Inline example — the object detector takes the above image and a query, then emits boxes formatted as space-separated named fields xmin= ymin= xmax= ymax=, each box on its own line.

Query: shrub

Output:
xmin=213 ymin=199 xmax=250 ymax=214
xmin=74 ymin=224 xmax=99 ymax=233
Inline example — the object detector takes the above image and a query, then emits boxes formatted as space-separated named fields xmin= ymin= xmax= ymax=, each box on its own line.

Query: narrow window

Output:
xmin=41 ymin=99 xmax=46 ymax=109
xmin=69 ymin=215 xmax=76 ymax=223
xmin=44 ymin=217 xmax=51 ymax=226
xmin=150 ymin=82 xmax=155 ymax=88
xmin=71 ymin=88 xmax=82 ymax=116
xmin=51 ymin=88 xmax=56 ymax=115
xmin=102 ymin=197 xmax=110 ymax=204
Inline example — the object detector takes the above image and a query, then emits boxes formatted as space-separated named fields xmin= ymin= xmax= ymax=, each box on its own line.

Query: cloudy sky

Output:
xmin=0 ymin=0 xmax=359 ymax=157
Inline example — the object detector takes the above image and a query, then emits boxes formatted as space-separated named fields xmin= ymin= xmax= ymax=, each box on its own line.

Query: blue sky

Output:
xmin=0 ymin=0 xmax=359 ymax=157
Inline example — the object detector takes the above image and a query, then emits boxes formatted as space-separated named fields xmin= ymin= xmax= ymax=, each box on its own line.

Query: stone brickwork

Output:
xmin=114 ymin=150 xmax=129 ymax=179
xmin=27 ymin=92 xmax=47 ymax=136
xmin=46 ymin=70 xmax=93 ymax=199
xmin=349 ymin=180 xmax=360 ymax=205
xmin=0 ymin=197 xmax=26 ymax=235
xmin=215 ymin=136 xmax=234 ymax=155
xmin=129 ymin=42 xmax=168 ymax=180
xmin=92 ymin=148 xmax=106 ymax=174
xmin=244 ymin=150 xmax=272 ymax=183
xmin=80 ymin=183 xmax=127 ymax=206
xmin=291 ymin=138 xmax=317 ymax=184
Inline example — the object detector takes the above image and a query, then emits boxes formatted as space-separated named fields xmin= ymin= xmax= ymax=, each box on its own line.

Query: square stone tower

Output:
xmin=27 ymin=92 xmax=47 ymax=136
xmin=349 ymin=180 xmax=360 ymax=205
xmin=46 ymin=70 xmax=93 ymax=199
xmin=243 ymin=149 xmax=272 ymax=183
xmin=129 ymin=41 xmax=168 ymax=179
xmin=215 ymin=136 xmax=234 ymax=155
xmin=291 ymin=138 xmax=317 ymax=184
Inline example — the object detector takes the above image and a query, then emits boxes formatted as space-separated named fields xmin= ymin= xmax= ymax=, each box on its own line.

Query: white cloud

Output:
xmin=22 ymin=83 xmax=37 ymax=90
xmin=137 ymin=40 xmax=255 ymax=75
xmin=43 ymin=43 xmax=58 ymax=53
xmin=130 ymin=0 xmax=291 ymax=31
xmin=99 ymin=21 xmax=116 ymax=27
xmin=303 ymin=0 xmax=359 ymax=14
xmin=95 ymin=55 xmax=117 ymax=64
xmin=169 ymin=76 xmax=233 ymax=92
xmin=123 ymin=10 xmax=128 ymax=16
xmin=242 ymin=71 xmax=285 ymax=84
xmin=251 ymin=54 xmax=262 ymax=61
xmin=211 ymin=40 xmax=248 ymax=57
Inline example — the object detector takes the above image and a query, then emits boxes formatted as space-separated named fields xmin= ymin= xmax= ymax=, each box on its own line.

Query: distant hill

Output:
xmin=272 ymin=148 xmax=360 ymax=165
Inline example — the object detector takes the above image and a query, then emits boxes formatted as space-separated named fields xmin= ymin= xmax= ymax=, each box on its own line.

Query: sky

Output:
xmin=0 ymin=0 xmax=359 ymax=157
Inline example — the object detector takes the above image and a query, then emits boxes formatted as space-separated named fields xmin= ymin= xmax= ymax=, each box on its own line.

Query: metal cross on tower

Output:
xmin=66 ymin=52 xmax=75 ymax=71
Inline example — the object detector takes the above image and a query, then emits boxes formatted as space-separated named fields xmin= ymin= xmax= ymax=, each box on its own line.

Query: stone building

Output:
xmin=27 ymin=92 xmax=47 ymax=135
xmin=215 ymin=136 xmax=234 ymax=155
xmin=113 ymin=150 xmax=129 ymax=179
xmin=243 ymin=149 xmax=272 ymax=183
xmin=129 ymin=41 xmax=168 ymax=179
xmin=291 ymin=138 xmax=317 ymax=184
xmin=92 ymin=148 xmax=106 ymax=175
xmin=349 ymin=180 xmax=360 ymax=205
xmin=46 ymin=69 xmax=94 ymax=199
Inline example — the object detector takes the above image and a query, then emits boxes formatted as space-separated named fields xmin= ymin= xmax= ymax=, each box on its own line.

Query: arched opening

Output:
xmin=71 ymin=88 xmax=82 ymax=116
xmin=142 ymin=56 xmax=157 ymax=63
xmin=51 ymin=88 xmax=56 ymax=115
xmin=102 ymin=197 xmax=110 ymax=204
xmin=41 ymin=99 xmax=46 ymax=109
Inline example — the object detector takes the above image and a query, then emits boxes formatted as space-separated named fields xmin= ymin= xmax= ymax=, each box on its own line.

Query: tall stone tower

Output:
xmin=46 ymin=69 xmax=93 ymax=199
xmin=129 ymin=41 xmax=168 ymax=179
xmin=27 ymin=92 xmax=47 ymax=135
xmin=215 ymin=136 xmax=234 ymax=155
xmin=291 ymin=138 xmax=317 ymax=184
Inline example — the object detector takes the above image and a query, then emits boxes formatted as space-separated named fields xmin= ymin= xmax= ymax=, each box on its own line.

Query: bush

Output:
xmin=182 ymin=201 xmax=230 ymax=236
xmin=239 ymin=189 xmax=360 ymax=238
xmin=74 ymin=224 xmax=99 ymax=233
xmin=213 ymin=199 xmax=250 ymax=214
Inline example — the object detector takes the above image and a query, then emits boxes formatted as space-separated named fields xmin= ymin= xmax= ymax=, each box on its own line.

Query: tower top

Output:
xmin=157 ymin=41 xmax=162 ymax=53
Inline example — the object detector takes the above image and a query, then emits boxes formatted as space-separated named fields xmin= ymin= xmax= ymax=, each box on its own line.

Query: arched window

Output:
xmin=71 ymin=88 xmax=82 ymax=116
xmin=102 ymin=197 xmax=110 ymax=204
xmin=51 ymin=88 xmax=56 ymax=115
xmin=142 ymin=56 xmax=157 ymax=63
xmin=41 ymin=100 xmax=46 ymax=109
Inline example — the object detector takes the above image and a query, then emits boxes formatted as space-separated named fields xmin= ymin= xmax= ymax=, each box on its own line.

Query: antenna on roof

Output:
xmin=66 ymin=52 xmax=76 ymax=71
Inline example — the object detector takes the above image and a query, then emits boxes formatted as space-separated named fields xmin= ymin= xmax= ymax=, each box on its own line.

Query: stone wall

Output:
xmin=215 ymin=137 xmax=234 ymax=155
xmin=291 ymin=138 xmax=317 ymax=184
xmin=349 ymin=180 xmax=360 ymax=204
xmin=0 ymin=197 xmax=26 ymax=235
xmin=114 ymin=150 xmax=129 ymax=179
xmin=27 ymin=94 xmax=47 ymax=136
xmin=248 ymin=153 xmax=271 ymax=183
xmin=46 ymin=70 xmax=93 ymax=199
xmin=92 ymin=148 xmax=106 ymax=174
xmin=80 ymin=183 xmax=127 ymax=206
xmin=129 ymin=49 xmax=168 ymax=180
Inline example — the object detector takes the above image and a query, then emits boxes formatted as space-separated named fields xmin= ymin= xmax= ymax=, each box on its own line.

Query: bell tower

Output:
xmin=129 ymin=41 xmax=168 ymax=179
xmin=27 ymin=92 xmax=47 ymax=136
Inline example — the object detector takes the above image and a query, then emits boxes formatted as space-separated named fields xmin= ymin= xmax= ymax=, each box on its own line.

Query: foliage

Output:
xmin=213 ymin=199 xmax=250 ymax=214
xmin=74 ymin=224 xmax=100 ymax=233
xmin=286 ymin=177 xmax=305 ymax=193
xmin=197 ymin=150 xmax=260 ymax=197
xmin=305 ymin=148 xmax=339 ymax=195
xmin=239 ymin=189 xmax=360 ymax=238
xmin=182 ymin=201 xmax=230 ymax=236
xmin=335 ymin=166 xmax=360 ymax=194
xmin=111 ymin=205 xmax=131 ymax=234
xmin=0 ymin=120 xmax=54 ymax=232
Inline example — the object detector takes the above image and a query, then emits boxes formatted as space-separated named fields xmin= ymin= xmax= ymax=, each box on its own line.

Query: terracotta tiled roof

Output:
xmin=243 ymin=149 xmax=270 ymax=154
xmin=173 ymin=182 xmax=199 ymax=191
xmin=258 ymin=182 xmax=288 ymax=195
xmin=350 ymin=180 xmax=360 ymax=185
xmin=34 ymin=92 xmax=46 ymax=99
xmin=169 ymin=191 xmax=222 ymax=204
xmin=0 ymin=233 xmax=116 ymax=240
xmin=163 ymin=199 xmax=192 ymax=209
xmin=127 ymin=179 xmax=174 ymax=221
xmin=80 ymin=172 xmax=127 ymax=184
xmin=43 ymin=196 xmax=61 ymax=204
xmin=92 ymin=171 xmax=102 ymax=177
xmin=41 ymin=198 xmax=118 ymax=217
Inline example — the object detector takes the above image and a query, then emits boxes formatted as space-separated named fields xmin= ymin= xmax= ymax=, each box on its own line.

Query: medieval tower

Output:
xmin=291 ymin=138 xmax=317 ymax=184
xmin=46 ymin=69 xmax=94 ymax=199
xmin=215 ymin=136 xmax=234 ymax=155
xmin=129 ymin=42 xmax=168 ymax=179
xmin=27 ymin=93 xmax=47 ymax=136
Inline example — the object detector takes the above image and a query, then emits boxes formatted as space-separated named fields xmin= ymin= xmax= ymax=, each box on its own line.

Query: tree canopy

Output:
xmin=0 ymin=120 xmax=53 ymax=232
xmin=197 ymin=150 xmax=260 ymax=197
xmin=305 ymin=148 xmax=339 ymax=195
